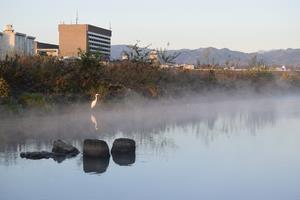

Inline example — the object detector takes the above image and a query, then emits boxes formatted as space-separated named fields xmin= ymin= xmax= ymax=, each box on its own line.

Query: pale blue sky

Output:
xmin=0 ymin=0 xmax=299 ymax=52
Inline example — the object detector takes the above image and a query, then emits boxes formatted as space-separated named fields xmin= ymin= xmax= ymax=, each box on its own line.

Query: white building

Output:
xmin=0 ymin=25 xmax=35 ymax=59
xmin=121 ymin=52 xmax=129 ymax=61
xmin=159 ymin=63 xmax=195 ymax=70
xmin=180 ymin=64 xmax=195 ymax=70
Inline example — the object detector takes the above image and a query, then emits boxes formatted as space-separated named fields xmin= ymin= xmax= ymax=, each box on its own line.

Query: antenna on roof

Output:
xmin=109 ymin=21 xmax=112 ymax=30
xmin=76 ymin=10 xmax=79 ymax=24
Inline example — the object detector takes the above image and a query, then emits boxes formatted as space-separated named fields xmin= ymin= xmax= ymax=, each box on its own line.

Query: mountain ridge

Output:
xmin=111 ymin=45 xmax=300 ymax=67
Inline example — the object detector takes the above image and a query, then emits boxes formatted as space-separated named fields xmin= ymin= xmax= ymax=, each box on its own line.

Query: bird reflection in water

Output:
xmin=90 ymin=114 xmax=98 ymax=131
xmin=90 ymin=94 xmax=100 ymax=131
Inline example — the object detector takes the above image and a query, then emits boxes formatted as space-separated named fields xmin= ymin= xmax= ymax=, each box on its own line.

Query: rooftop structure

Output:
xmin=35 ymin=42 xmax=59 ymax=56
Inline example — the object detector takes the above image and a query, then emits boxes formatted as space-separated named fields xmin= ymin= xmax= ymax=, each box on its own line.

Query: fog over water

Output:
xmin=1 ymin=94 xmax=299 ymax=139
xmin=1 ymin=94 xmax=300 ymax=200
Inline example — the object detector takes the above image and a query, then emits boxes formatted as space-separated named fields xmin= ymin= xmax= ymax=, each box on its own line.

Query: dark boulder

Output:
xmin=83 ymin=139 xmax=110 ymax=158
xmin=111 ymin=138 xmax=136 ymax=166
xmin=52 ymin=140 xmax=79 ymax=156
xmin=111 ymin=138 xmax=136 ymax=154
xmin=83 ymin=156 xmax=110 ymax=174
xmin=20 ymin=151 xmax=52 ymax=160
xmin=20 ymin=140 xmax=80 ymax=162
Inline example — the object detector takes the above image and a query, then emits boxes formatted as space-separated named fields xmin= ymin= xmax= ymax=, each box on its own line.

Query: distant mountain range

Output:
xmin=111 ymin=45 xmax=300 ymax=67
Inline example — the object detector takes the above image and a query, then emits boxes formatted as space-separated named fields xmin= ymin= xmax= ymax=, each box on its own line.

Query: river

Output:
xmin=1 ymin=95 xmax=300 ymax=200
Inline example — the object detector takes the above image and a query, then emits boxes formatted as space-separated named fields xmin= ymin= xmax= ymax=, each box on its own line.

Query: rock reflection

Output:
xmin=112 ymin=152 xmax=135 ymax=166
xmin=83 ymin=156 xmax=110 ymax=174
xmin=52 ymin=155 xmax=68 ymax=163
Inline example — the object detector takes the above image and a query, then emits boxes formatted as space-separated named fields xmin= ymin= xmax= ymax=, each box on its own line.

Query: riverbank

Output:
xmin=1 ymin=54 xmax=300 ymax=112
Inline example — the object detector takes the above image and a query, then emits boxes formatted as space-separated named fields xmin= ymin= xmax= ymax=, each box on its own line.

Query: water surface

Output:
xmin=1 ymin=96 xmax=300 ymax=200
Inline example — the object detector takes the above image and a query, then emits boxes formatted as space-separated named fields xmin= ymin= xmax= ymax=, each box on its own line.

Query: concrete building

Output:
xmin=58 ymin=24 xmax=112 ymax=59
xmin=0 ymin=25 xmax=35 ymax=59
xmin=35 ymin=42 xmax=59 ymax=56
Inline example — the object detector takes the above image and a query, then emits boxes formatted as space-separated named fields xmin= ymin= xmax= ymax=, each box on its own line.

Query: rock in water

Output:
xmin=111 ymin=138 xmax=136 ymax=166
xmin=20 ymin=151 xmax=53 ymax=160
xmin=111 ymin=138 xmax=136 ymax=154
xmin=83 ymin=139 xmax=110 ymax=158
xmin=52 ymin=140 xmax=79 ymax=156
xmin=20 ymin=140 xmax=80 ymax=161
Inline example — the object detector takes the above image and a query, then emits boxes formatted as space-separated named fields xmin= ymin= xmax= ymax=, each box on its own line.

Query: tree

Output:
xmin=203 ymin=48 xmax=211 ymax=65
xmin=157 ymin=43 xmax=181 ymax=64
xmin=249 ymin=55 xmax=258 ymax=68
xmin=122 ymin=41 xmax=152 ymax=63
xmin=249 ymin=54 xmax=266 ymax=69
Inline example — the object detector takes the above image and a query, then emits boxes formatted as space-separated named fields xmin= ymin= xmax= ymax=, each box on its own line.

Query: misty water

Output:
xmin=1 ymin=95 xmax=300 ymax=200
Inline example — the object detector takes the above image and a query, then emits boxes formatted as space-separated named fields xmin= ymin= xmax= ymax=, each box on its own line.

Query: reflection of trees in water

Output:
xmin=245 ymin=110 xmax=276 ymax=135
xmin=0 ymin=98 xmax=290 ymax=165
xmin=191 ymin=104 xmax=277 ymax=145
xmin=0 ymin=151 xmax=18 ymax=166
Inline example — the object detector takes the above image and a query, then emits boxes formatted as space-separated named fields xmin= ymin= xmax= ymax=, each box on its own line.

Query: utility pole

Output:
xmin=76 ymin=10 xmax=79 ymax=24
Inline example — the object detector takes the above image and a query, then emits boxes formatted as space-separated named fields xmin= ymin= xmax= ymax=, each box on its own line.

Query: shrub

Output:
xmin=18 ymin=93 xmax=47 ymax=107
xmin=0 ymin=78 xmax=10 ymax=98
xmin=1 ymin=53 xmax=300 ymax=107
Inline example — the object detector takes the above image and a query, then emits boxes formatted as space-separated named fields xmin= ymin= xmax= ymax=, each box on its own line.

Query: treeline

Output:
xmin=1 ymin=53 xmax=300 ymax=109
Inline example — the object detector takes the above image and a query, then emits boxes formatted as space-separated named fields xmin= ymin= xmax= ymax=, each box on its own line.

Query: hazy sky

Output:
xmin=0 ymin=0 xmax=299 ymax=52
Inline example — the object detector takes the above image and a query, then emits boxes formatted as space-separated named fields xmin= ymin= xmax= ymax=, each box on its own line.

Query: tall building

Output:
xmin=0 ymin=25 xmax=35 ymax=59
xmin=58 ymin=24 xmax=112 ymax=59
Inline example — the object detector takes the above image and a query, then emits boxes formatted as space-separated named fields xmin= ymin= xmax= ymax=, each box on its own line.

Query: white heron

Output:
xmin=91 ymin=94 xmax=100 ymax=109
